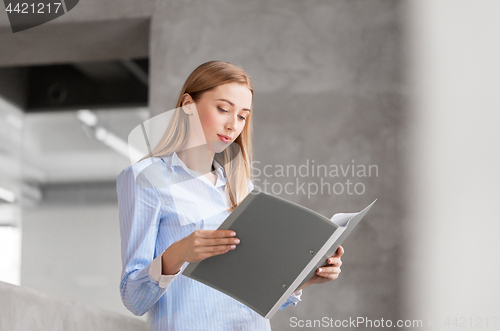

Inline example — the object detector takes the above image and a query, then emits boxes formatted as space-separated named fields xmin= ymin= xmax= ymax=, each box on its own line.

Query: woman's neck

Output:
xmin=176 ymin=145 xmax=215 ymax=175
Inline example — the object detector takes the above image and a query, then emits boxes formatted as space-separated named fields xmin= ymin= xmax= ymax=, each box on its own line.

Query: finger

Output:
xmin=203 ymin=237 xmax=240 ymax=246
xmin=317 ymin=266 xmax=341 ymax=274
xmin=317 ymin=267 xmax=341 ymax=276
xmin=334 ymin=246 xmax=344 ymax=257
xmin=315 ymin=271 xmax=339 ymax=281
xmin=199 ymin=229 xmax=236 ymax=238
xmin=191 ymin=236 xmax=232 ymax=248
xmin=206 ymin=243 xmax=237 ymax=252
xmin=327 ymin=257 xmax=342 ymax=267
xmin=195 ymin=244 xmax=235 ymax=261
xmin=217 ymin=229 xmax=237 ymax=237
xmin=197 ymin=231 xmax=239 ymax=246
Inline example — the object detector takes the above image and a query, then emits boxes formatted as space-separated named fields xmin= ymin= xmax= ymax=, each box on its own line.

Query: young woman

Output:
xmin=117 ymin=61 xmax=344 ymax=330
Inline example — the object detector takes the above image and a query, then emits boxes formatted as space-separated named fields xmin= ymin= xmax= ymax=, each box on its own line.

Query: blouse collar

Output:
xmin=169 ymin=151 xmax=227 ymax=188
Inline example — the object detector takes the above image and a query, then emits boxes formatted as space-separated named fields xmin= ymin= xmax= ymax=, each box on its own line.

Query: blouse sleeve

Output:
xmin=117 ymin=167 xmax=178 ymax=316
xmin=279 ymin=289 xmax=303 ymax=310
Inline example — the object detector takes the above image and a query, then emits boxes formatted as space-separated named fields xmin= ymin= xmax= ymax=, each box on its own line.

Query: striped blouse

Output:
xmin=117 ymin=151 xmax=302 ymax=331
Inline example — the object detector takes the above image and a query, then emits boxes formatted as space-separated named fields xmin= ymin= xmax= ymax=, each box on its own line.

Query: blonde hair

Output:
xmin=139 ymin=60 xmax=254 ymax=211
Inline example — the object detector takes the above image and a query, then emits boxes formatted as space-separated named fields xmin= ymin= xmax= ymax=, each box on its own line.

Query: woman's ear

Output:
xmin=181 ymin=94 xmax=194 ymax=115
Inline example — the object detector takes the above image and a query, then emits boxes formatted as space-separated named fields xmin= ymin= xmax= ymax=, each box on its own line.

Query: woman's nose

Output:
xmin=225 ymin=115 xmax=237 ymax=130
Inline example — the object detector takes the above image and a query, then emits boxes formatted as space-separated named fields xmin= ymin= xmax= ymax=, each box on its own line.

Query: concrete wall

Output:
xmin=150 ymin=1 xmax=407 ymax=329
xmin=0 ymin=280 xmax=148 ymax=331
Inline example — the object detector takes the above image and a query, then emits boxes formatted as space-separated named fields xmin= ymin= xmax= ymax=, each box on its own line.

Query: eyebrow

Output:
xmin=217 ymin=98 xmax=251 ymax=112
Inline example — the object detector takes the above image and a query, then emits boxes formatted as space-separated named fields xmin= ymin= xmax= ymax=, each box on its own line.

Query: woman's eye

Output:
xmin=218 ymin=106 xmax=245 ymax=120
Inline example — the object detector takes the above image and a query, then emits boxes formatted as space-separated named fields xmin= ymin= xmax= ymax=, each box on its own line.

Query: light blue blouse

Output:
xmin=117 ymin=151 xmax=302 ymax=331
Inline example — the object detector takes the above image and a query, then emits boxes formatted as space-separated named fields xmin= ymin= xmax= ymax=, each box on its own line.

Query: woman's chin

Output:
xmin=209 ymin=140 xmax=231 ymax=153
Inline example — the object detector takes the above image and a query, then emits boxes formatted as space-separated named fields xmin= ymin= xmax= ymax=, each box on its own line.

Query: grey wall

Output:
xmin=150 ymin=1 xmax=406 ymax=330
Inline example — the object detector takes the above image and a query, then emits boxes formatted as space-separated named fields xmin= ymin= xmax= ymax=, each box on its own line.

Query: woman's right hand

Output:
xmin=177 ymin=229 xmax=240 ymax=263
xmin=161 ymin=229 xmax=240 ymax=275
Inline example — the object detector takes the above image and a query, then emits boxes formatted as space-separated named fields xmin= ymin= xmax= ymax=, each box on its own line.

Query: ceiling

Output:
xmin=0 ymin=55 xmax=150 ymax=185
xmin=22 ymin=107 xmax=150 ymax=184
xmin=0 ymin=98 xmax=149 ymax=185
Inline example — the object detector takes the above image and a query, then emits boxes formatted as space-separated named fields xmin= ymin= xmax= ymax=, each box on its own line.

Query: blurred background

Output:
xmin=0 ymin=0 xmax=498 ymax=330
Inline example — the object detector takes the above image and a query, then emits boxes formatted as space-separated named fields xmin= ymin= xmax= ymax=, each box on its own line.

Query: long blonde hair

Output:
xmin=139 ymin=60 xmax=254 ymax=211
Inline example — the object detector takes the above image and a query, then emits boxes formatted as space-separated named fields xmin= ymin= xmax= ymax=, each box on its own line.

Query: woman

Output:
xmin=117 ymin=60 xmax=344 ymax=330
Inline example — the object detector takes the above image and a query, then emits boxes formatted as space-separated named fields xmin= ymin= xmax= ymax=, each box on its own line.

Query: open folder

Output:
xmin=182 ymin=189 xmax=377 ymax=319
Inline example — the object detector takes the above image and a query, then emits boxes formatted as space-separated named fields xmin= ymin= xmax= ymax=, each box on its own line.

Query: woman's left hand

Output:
xmin=303 ymin=246 xmax=344 ymax=287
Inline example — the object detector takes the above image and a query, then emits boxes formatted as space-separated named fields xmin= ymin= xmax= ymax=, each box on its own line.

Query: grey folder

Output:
xmin=182 ymin=189 xmax=377 ymax=319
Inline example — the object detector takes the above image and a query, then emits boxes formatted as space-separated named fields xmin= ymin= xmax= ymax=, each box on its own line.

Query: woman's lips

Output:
xmin=217 ymin=134 xmax=231 ymax=143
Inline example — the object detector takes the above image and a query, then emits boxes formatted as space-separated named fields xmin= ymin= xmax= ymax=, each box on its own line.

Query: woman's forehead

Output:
xmin=209 ymin=83 xmax=252 ymax=108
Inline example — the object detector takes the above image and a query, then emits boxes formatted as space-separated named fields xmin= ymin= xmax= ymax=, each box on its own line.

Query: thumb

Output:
xmin=334 ymin=245 xmax=344 ymax=257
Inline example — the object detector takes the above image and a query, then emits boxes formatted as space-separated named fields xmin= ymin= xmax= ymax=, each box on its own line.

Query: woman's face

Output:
xmin=187 ymin=82 xmax=252 ymax=154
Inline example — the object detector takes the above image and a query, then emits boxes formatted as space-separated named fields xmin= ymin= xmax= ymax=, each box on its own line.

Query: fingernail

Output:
xmin=328 ymin=259 xmax=332 ymax=263
xmin=231 ymin=245 xmax=236 ymax=249
xmin=231 ymin=232 xmax=236 ymax=236
xmin=318 ymin=268 xmax=322 ymax=273
xmin=234 ymin=239 xmax=240 ymax=244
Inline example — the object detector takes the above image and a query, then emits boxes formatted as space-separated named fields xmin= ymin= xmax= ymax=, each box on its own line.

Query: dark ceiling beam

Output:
xmin=120 ymin=59 xmax=149 ymax=87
